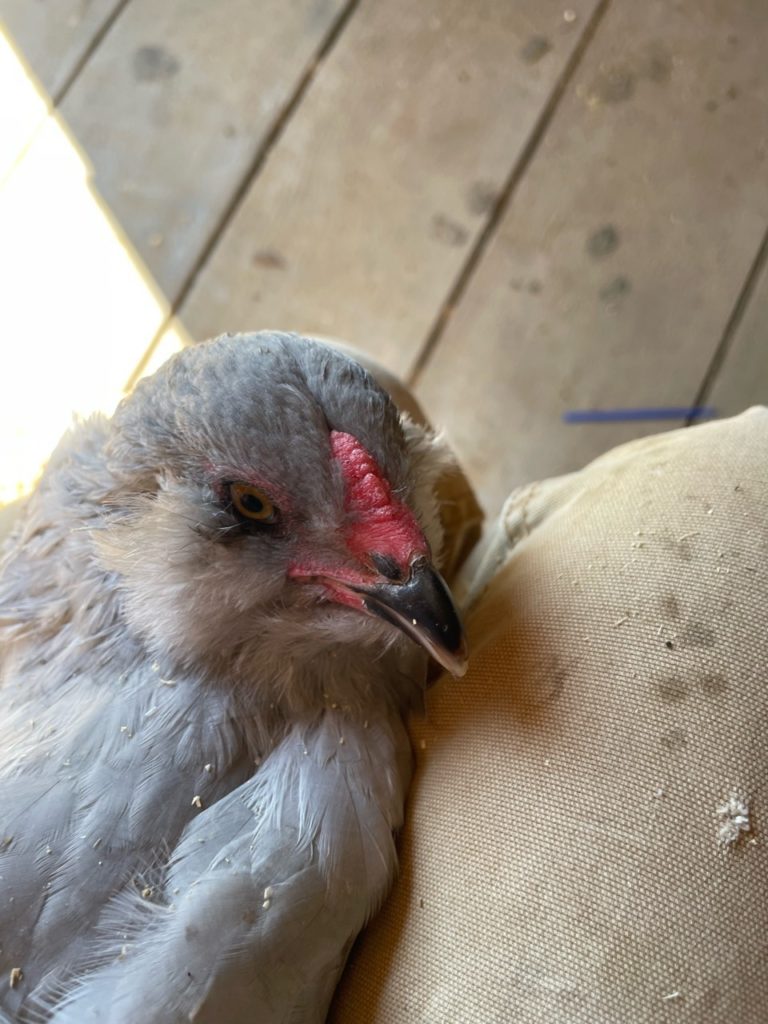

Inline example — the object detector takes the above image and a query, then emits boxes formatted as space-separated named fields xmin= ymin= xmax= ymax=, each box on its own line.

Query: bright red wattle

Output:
xmin=330 ymin=430 xmax=428 ymax=566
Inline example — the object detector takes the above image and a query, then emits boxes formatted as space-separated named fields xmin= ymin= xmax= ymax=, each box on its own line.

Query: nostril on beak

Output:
xmin=370 ymin=552 xmax=404 ymax=582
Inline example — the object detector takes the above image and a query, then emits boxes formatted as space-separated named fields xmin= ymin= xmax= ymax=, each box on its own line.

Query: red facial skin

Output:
xmin=328 ymin=431 xmax=428 ymax=564
xmin=288 ymin=431 xmax=429 ymax=606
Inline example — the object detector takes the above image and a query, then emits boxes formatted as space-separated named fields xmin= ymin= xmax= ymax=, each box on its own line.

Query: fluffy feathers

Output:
xmin=0 ymin=333 xmax=459 ymax=1022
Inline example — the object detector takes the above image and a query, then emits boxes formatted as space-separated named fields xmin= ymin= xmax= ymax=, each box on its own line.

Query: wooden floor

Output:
xmin=2 ymin=0 xmax=767 ymax=516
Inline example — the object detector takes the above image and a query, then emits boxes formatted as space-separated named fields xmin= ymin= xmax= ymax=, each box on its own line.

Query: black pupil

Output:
xmin=240 ymin=492 xmax=265 ymax=515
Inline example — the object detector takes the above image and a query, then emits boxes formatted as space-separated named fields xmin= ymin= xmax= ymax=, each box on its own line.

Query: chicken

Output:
xmin=0 ymin=332 xmax=466 ymax=1023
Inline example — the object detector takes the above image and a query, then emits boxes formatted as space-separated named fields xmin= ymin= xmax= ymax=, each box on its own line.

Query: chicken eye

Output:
xmin=228 ymin=482 xmax=277 ymax=524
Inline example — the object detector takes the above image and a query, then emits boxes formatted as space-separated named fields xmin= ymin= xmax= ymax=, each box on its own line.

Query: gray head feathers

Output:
xmin=0 ymin=331 xmax=461 ymax=1023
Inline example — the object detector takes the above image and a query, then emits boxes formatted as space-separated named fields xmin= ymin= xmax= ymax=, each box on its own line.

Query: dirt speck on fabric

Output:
xmin=660 ymin=727 xmax=688 ymax=751
xmin=655 ymin=677 xmax=687 ymax=704
xmin=660 ymin=595 xmax=681 ymax=620
xmin=660 ymin=533 xmax=696 ymax=562
xmin=698 ymin=673 xmax=729 ymax=698
xmin=681 ymin=622 xmax=716 ymax=649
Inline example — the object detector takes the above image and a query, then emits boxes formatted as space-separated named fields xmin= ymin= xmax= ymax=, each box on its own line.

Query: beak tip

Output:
xmin=441 ymin=646 xmax=469 ymax=679
xmin=349 ymin=560 xmax=469 ymax=679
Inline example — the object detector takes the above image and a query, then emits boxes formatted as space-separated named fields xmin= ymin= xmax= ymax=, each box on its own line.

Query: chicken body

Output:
xmin=0 ymin=334 xmax=465 ymax=1022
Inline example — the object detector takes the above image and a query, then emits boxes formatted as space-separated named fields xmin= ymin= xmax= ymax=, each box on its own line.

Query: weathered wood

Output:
xmin=0 ymin=0 xmax=349 ymax=503
xmin=0 ymin=0 xmax=124 ymax=99
xmin=59 ymin=0 xmax=349 ymax=301
xmin=707 ymin=245 xmax=768 ymax=417
xmin=415 ymin=0 xmax=768 ymax=515
xmin=179 ymin=0 xmax=600 ymax=377
xmin=0 ymin=0 xmax=124 ymax=180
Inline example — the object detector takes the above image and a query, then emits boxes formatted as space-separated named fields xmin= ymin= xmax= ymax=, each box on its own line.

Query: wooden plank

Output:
xmin=59 ymin=0 xmax=349 ymax=301
xmin=178 ymin=0 xmax=601 ymax=378
xmin=0 ymin=0 xmax=350 ymax=504
xmin=415 ymin=0 xmax=768 ymax=516
xmin=0 ymin=0 xmax=124 ymax=99
xmin=707 ymin=247 xmax=768 ymax=417
xmin=0 ymin=0 xmax=124 ymax=181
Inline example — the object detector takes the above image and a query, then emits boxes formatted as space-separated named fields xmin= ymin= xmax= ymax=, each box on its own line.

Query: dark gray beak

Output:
xmin=353 ymin=557 xmax=468 ymax=677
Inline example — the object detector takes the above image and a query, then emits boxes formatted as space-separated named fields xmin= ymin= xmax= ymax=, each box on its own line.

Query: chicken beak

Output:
xmin=352 ymin=557 xmax=468 ymax=678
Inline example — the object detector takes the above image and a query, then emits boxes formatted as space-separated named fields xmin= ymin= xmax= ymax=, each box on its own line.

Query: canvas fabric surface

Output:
xmin=331 ymin=407 xmax=768 ymax=1023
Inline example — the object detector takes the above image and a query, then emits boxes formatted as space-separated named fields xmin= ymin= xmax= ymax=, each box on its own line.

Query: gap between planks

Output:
xmin=687 ymin=222 xmax=768 ymax=425
xmin=50 ymin=0 xmax=133 ymax=106
xmin=407 ymin=0 xmax=613 ymax=391
xmin=126 ymin=0 xmax=363 ymax=392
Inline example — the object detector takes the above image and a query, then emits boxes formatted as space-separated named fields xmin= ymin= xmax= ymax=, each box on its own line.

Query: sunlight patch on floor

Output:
xmin=0 ymin=29 xmax=49 ymax=182
xmin=0 ymin=28 xmax=187 ymax=507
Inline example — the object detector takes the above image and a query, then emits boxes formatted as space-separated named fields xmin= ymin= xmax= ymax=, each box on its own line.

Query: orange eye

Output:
xmin=228 ymin=482 xmax=277 ymax=523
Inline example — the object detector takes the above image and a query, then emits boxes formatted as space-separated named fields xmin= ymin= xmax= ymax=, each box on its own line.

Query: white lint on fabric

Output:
xmin=716 ymin=792 xmax=751 ymax=847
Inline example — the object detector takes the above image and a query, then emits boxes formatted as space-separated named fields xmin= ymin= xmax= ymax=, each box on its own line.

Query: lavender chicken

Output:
xmin=0 ymin=332 xmax=466 ymax=1023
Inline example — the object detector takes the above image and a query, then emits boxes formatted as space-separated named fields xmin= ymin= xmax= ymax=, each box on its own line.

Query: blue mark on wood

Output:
xmin=563 ymin=407 xmax=717 ymax=424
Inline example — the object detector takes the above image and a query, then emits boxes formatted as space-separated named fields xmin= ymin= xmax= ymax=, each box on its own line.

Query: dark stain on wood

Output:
xmin=133 ymin=45 xmax=180 ymax=82
xmin=586 ymin=225 xmax=620 ymax=259
xmin=466 ymin=181 xmax=498 ymax=216
xmin=252 ymin=250 xmax=287 ymax=270
xmin=520 ymin=36 xmax=552 ymax=65
xmin=641 ymin=44 xmax=672 ymax=84
xmin=599 ymin=275 xmax=631 ymax=302
xmin=589 ymin=67 xmax=636 ymax=104
xmin=431 ymin=214 xmax=469 ymax=248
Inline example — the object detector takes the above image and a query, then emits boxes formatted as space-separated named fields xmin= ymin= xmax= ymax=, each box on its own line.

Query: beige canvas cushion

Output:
xmin=331 ymin=408 xmax=768 ymax=1023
